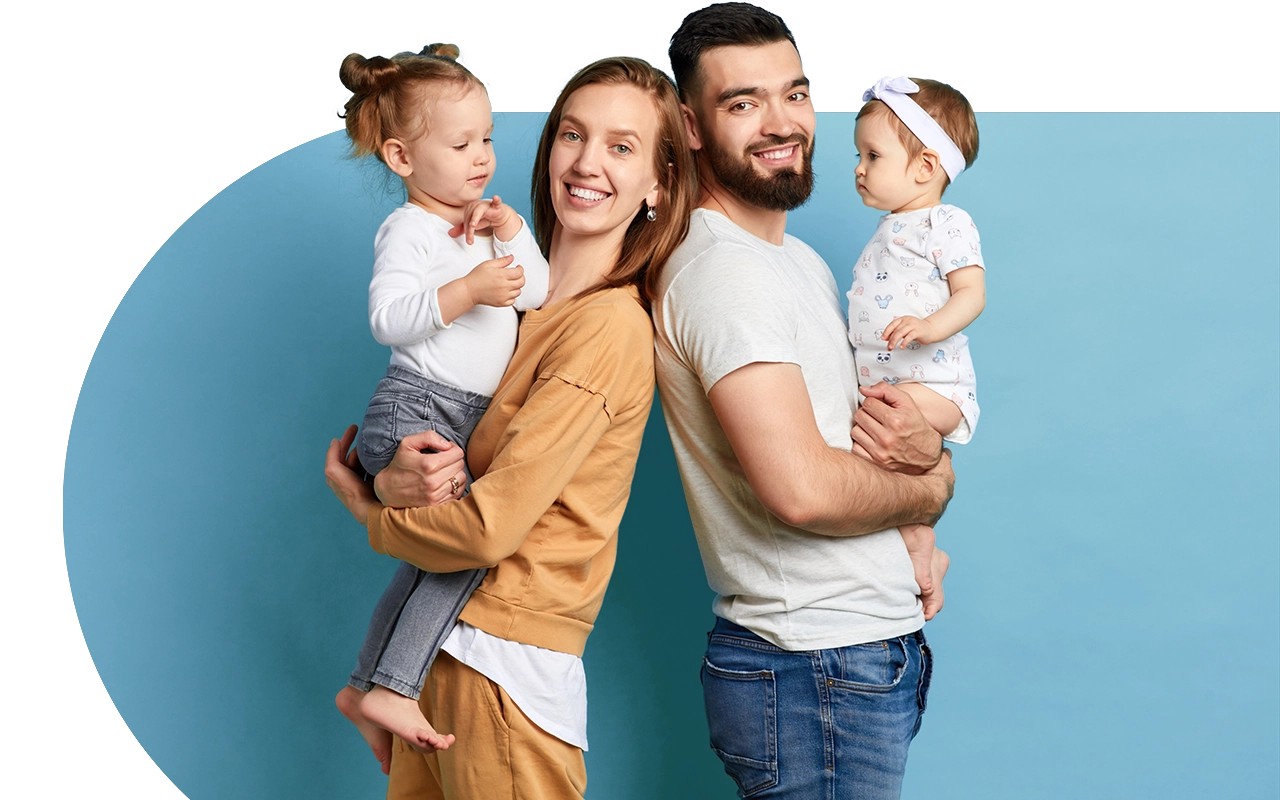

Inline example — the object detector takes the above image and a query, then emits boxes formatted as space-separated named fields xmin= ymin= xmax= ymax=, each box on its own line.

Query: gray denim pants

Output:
xmin=350 ymin=366 xmax=490 ymax=699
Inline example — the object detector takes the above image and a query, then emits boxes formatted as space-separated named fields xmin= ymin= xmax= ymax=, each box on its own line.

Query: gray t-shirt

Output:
xmin=652 ymin=209 xmax=924 ymax=650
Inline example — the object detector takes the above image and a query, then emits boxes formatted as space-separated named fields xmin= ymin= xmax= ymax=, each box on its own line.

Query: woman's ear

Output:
xmin=382 ymin=139 xmax=413 ymax=178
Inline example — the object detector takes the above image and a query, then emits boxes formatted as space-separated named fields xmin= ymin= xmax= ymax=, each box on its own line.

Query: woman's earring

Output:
xmin=646 ymin=205 xmax=657 ymax=222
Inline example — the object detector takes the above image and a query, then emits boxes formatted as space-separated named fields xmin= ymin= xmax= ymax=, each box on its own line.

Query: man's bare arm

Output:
xmin=708 ymin=362 xmax=952 ymax=535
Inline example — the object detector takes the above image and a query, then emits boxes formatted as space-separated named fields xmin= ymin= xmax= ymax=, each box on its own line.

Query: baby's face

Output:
xmin=853 ymin=110 xmax=921 ymax=213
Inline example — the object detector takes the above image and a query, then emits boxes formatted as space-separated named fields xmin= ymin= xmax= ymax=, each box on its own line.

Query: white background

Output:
xmin=2 ymin=1 xmax=1275 ymax=795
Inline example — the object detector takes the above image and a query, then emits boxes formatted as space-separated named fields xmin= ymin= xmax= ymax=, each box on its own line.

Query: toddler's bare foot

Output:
xmin=360 ymin=684 xmax=455 ymax=753
xmin=899 ymin=523 xmax=936 ymax=594
xmin=335 ymin=686 xmax=393 ymax=775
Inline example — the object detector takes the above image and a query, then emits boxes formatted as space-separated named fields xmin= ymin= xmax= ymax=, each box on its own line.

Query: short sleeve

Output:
xmin=661 ymin=244 xmax=799 ymax=393
xmin=928 ymin=205 xmax=985 ymax=277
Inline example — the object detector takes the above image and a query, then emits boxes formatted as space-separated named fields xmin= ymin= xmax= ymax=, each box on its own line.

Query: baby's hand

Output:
xmin=882 ymin=315 xmax=937 ymax=350
xmin=449 ymin=195 xmax=517 ymax=245
xmin=463 ymin=255 xmax=525 ymax=307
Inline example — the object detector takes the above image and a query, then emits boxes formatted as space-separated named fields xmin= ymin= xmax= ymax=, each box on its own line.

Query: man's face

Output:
xmin=688 ymin=40 xmax=816 ymax=211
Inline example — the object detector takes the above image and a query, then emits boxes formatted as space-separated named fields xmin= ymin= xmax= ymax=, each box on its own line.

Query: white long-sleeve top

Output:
xmin=369 ymin=203 xmax=550 ymax=396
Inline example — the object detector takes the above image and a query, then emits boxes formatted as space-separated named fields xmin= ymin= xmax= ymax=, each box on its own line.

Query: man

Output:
xmin=651 ymin=4 xmax=955 ymax=796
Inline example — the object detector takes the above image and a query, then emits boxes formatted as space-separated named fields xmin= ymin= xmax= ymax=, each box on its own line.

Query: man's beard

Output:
xmin=703 ymin=133 xmax=816 ymax=212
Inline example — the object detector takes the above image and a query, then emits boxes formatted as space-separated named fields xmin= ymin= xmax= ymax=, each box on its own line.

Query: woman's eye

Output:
xmin=563 ymin=131 xmax=581 ymax=142
xmin=454 ymin=144 xmax=468 ymax=151
xmin=613 ymin=144 xmax=631 ymax=155
xmin=483 ymin=137 xmax=493 ymax=145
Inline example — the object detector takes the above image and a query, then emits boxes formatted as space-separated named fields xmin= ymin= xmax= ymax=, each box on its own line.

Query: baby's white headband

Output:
xmin=862 ymin=76 xmax=966 ymax=182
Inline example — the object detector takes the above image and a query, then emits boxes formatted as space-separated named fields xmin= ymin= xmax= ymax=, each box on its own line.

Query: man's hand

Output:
xmin=851 ymin=382 xmax=944 ymax=474
xmin=373 ymin=429 xmax=469 ymax=509
xmin=325 ymin=424 xmax=377 ymax=525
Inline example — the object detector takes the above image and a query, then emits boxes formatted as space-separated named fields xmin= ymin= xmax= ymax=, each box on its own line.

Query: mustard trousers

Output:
xmin=386 ymin=651 xmax=587 ymax=800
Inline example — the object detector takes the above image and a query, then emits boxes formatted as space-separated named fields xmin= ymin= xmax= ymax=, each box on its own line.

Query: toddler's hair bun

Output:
xmin=339 ymin=52 xmax=400 ymax=95
xmin=421 ymin=43 xmax=461 ymax=61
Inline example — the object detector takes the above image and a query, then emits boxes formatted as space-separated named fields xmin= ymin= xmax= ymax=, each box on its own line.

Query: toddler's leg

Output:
xmin=359 ymin=567 xmax=487 ymax=753
xmin=896 ymin=382 xmax=963 ymax=441
xmin=338 ymin=561 xmax=423 ymax=772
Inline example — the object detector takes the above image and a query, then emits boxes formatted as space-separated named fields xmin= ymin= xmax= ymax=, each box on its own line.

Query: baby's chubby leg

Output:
xmin=894 ymin=382 xmax=963 ymax=442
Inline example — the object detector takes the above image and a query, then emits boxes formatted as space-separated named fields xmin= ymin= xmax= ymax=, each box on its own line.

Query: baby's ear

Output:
xmin=916 ymin=149 xmax=942 ymax=184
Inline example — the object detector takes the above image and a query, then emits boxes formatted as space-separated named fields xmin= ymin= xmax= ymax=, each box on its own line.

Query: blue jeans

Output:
xmin=349 ymin=366 xmax=491 ymax=699
xmin=701 ymin=618 xmax=932 ymax=799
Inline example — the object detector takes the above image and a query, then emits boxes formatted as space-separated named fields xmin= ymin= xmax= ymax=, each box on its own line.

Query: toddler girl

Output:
xmin=332 ymin=44 xmax=549 ymax=773
xmin=847 ymin=76 xmax=985 ymax=615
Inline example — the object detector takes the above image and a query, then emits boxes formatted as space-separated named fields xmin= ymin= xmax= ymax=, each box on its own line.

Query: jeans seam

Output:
xmin=708 ymin=633 xmax=786 ymax=653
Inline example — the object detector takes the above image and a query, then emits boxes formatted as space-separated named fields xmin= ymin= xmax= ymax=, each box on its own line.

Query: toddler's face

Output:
xmin=853 ymin=111 xmax=920 ymax=213
xmin=399 ymin=85 xmax=496 ymax=215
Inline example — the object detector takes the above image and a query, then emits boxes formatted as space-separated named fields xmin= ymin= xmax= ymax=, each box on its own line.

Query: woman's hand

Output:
xmin=325 ymin=424 xmax=377 ymax=525
xmin=373 ymin=429 xmax=469 ymax=509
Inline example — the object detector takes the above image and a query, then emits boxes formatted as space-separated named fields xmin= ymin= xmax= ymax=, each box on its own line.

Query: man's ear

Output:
xmin=681 ymin=104 xmax=703 ymax=152
xmin=915 ymin=149 xmax=941 ymax=184
xmin=382 ymin=139 xmax=413 ymax=178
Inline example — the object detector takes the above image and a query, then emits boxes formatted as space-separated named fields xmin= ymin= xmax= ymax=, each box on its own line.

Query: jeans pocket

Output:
xmin=358 ymin=401 xmax=400 ymax=462
xmin=829 ymin=638 xmax=909 ymax=693
xmin=701 ymin=657 xmax=779 ymax=797
xmin=913 ymin=639 xmax=933 ymax=738
xmin=427 ymin=393 xmax=486 ymax=444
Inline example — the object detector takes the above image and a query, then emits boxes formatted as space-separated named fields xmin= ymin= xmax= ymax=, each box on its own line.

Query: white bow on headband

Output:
xmin=863 ymin=76 xmax=966 ymax=181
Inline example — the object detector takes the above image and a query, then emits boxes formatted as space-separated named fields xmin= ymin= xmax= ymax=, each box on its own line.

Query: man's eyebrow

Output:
xmin=716 ymin=77 xmax=810 ymax=106
xmin=716 ymin=86 xmax=761 ymax=105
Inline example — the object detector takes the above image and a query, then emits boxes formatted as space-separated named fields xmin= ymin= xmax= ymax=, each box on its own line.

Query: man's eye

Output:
xmin=789 ymin=92 xmax=808 ymax=102
xmin=731 ymin=102 xmax=751 ymax=112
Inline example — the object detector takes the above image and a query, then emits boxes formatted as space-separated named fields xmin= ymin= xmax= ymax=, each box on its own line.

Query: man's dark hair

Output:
xmin=668 ymin=3 xmax=797 ymax=100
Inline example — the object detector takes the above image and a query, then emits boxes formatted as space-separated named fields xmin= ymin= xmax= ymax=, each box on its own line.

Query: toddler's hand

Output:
xmin=449 ymin=195 xmax=517 ymax=245
xmin=882 ymin=315 xmax=936 ymax=350
xmin=463 ymin=255 xmax=525 ymax=307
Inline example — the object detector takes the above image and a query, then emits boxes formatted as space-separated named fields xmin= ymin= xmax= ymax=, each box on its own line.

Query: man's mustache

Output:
xmin=745 ymin=134 xmax=811 ymax=155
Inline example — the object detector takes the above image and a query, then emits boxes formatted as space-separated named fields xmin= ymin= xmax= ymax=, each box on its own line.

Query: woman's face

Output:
xmin=548 ymin=82 xmax=661 ymax=244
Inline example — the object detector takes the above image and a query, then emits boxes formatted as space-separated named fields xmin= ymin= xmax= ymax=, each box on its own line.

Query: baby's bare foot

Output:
xmin=360 ymin=684 xmax=455 ymax=753
xmin=899 ymin=523 xmax=936 ymax=594
xmin=922 ymin=546 xmax=949 ymax=620
xmin=335 ymin=686 xmax=393 ymax=775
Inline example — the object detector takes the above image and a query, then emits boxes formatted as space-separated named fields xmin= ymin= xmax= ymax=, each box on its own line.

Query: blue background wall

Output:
xmin=64 ymin=112 xmax=1279 ymax=798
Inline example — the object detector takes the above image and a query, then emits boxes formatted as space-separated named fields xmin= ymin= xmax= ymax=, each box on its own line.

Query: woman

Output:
xmin=325 ymin=56 xmax=694 ymax=799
